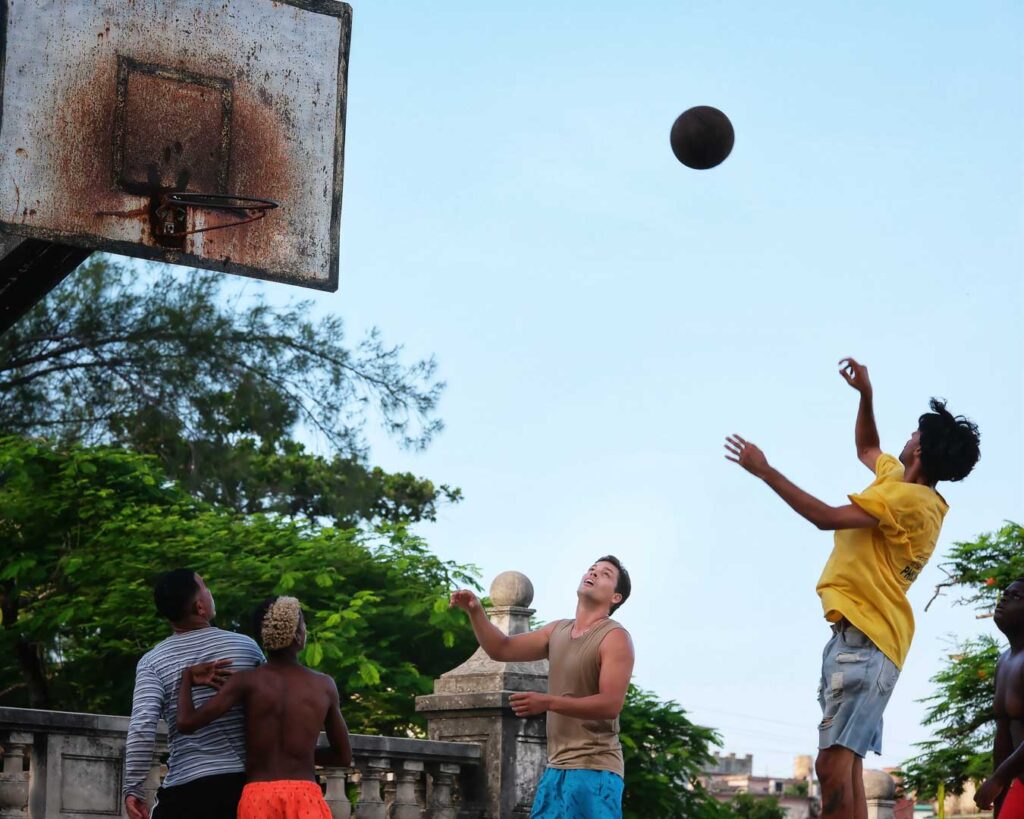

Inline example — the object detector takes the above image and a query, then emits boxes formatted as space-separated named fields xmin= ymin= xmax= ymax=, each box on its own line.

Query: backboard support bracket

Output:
xmin=0 ymin=234 xmax=91 ymax=335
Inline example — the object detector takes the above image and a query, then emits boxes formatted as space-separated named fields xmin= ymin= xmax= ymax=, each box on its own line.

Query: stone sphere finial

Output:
xmin=489 ymin=571 xmax=534 ymax=607
xmin=862 ymin=769 xmax=896 ymax=800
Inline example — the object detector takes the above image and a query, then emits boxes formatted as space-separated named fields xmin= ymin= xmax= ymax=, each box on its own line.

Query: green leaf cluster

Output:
xmin=0 ymin=435 xmax=479 ymax=732
xmin=723 ymin=793 xmax=787 ymax=819
xmin=620 ymin=684 xmax=728 ymax=819
xmin=0 ymin=257 xmax=458 ymax=528
xmin=899 ymin=523 xmax=1022 ymax=798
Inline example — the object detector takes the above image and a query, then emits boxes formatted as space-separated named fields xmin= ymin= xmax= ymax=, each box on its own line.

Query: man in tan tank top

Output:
xmin=451 ymin=556 xmax=635 ymax=819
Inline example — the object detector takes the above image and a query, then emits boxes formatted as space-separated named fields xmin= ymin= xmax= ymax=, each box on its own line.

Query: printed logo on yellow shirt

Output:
xmin=900 ymin=560 xmax=925 ymax=584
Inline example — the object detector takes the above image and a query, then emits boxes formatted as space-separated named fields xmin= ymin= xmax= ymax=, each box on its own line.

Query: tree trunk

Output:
xmin=15 ymin=638 xmax=51 ymax=707
xmin=1 ymin=587 xmax=51 ymax=707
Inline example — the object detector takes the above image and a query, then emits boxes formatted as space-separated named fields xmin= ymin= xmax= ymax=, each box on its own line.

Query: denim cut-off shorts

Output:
xmin=817 ymin=621 xmax=900 ymax=757
xmin=530 ymin=768 xmax=624 ymax=819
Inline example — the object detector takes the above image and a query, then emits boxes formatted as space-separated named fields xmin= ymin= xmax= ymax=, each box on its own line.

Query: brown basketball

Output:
xmin=670 ymin=106 xmax=734 ymax=170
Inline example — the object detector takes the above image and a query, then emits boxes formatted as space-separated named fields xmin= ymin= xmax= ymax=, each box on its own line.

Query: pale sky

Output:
xmin=244 ymin=1 xmax=1021 ymax=776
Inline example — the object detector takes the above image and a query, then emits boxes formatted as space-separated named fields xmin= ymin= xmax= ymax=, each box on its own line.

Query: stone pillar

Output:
xmin=863 ymin=769 xmax=896 ymax=819
xmin=416 ymin=572 xmax=549 ymax=819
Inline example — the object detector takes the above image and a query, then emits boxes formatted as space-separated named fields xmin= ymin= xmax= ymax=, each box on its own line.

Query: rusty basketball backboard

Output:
xmin=0 ymin=0 xmax=352 ymax=291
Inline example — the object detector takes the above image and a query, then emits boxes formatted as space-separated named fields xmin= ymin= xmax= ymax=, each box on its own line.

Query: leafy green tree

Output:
xmin=0 ymin=257 xmax=458 ymax=527
xmin=900 ymin=523 xmax=1024 ymax=798
xmin=620 ymin=684 xmax=728 ymax=819
xmin=0 ymin=435 xmax=477 ymax=732
xmin=726 ymin=793 xmax=787 ymax=819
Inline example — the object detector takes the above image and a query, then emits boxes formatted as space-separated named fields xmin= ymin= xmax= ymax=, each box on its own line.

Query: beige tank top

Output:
xmin=545 ymin=618 xmax=625 ymax=776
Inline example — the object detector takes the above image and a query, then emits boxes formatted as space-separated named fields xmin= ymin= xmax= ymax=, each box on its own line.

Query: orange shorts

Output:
xmin=1003 ymin=779 xmax=1024 ymax=819
xmin=237 ymin=780 xmax=331 ymax=819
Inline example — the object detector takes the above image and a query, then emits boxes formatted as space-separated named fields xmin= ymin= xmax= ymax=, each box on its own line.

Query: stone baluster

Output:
xmin=390 ymin=759 xmax=423 ymax=819
xmin=353 ymin=757 xmax=388 ymax=819
xmin=414 ymin=770 xmax=426 ymax=814
xmin=323 ymin=767 xmax=352 ymax=819
xmin=0 ymin=731 xmax=31 ymax=818
xmin=427 ymin=763 xmax=460 ymax=819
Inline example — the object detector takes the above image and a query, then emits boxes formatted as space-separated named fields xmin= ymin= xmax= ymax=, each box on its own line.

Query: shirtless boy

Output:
xmin=976 ymin=578 xmax=1024 ymax=818
xmin=177 ymin=596 xmax=352 ymax=819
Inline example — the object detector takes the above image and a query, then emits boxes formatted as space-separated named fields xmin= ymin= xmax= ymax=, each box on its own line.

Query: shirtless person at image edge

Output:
xmin=975 ymin=578 xmax=1024 ymax=818
xmin=451 ymin=556 xmax=635 ymax=819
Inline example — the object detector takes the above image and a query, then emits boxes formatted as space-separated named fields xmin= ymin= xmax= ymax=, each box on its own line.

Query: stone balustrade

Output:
xmin=0 ymin=571 xmax=546 ymax=819
xmin=0 ymin=708 xmax=481 ymax=819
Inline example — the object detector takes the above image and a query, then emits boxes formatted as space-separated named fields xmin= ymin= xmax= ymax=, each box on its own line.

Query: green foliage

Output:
xmin=725 ymin=793 xmax=787 ymax=819
xmin=620 ymin=684 xmax=727 ymax=819
xmin=0 ymin=435 xmax=478 ymax=731
xmin=899 ymin=523 xmax=1023 ymax=797
xmin=0 ymin=257 xmax=457 ymax=527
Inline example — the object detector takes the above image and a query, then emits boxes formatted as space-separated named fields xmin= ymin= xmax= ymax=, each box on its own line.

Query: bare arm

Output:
xmin=725 ymin=436 xmax=879 ymax=531
xmin=315 ymin=677 xmax=352 ymax=768
xmin=509 ymin=629 xmax=635 ymax=720
xmin=839 ymin=358 xmax=882 ymax=471
xmin=176 ymin=662 xmax=245 ymax=734
xmin=450 ymin=590 xmax=554 ymax=661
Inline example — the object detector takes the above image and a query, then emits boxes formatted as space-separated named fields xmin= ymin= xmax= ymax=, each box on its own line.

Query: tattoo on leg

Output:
xmin=824 ymin=785 xmax=848 ymax=816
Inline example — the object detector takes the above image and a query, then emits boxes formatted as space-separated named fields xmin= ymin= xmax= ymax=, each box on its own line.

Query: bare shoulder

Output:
xmin=600 ymin=625 xmax=634 ymax=653
xmin=306 ymin=667 xmax=341 ymax=696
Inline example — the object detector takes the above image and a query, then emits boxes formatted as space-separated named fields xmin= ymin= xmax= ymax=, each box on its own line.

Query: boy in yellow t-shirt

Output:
xmin=725 ymin=358 xmax=980 ymax=819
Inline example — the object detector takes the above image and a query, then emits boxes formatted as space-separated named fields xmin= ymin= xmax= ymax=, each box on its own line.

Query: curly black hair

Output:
xmin=917 ymin=398 xmax=980 ymax=484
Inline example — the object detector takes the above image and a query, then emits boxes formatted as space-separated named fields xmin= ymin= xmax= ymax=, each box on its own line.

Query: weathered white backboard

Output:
xmin=0 ymin=0 xmax=351 ymax=290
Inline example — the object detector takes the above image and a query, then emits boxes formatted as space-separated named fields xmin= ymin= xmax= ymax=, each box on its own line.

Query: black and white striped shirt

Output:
xmin=122 ymin=628 xmax=265 ymax=799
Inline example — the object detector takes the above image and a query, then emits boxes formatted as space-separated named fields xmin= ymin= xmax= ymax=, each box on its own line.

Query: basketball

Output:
xmin=669 ymin=106 xmax=734 ymax=170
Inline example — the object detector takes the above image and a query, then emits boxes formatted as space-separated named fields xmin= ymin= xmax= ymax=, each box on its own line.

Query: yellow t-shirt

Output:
xmin=816 ymin=452 xmax=948 ymax=669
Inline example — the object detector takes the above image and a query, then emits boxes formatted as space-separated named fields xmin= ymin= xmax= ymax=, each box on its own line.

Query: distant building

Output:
xmin=707 ymin=753 xmax=754 ymax=775
xmin=702 ymin=753 xmax=819 ymax=819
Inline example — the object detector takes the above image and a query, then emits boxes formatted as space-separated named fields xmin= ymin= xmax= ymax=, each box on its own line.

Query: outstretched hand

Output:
xmin=724 ymin=435 xmax=770 ymax=478
xmin=188 ymin=659 xmax=233 ymax=689
xmin=839 ymin=357 xmax=872 ymax=396
xmin=449 ymin=590 xmax=481 ymax=614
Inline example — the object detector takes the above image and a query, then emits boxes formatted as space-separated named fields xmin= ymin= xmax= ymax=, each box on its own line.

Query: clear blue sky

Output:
xmin=251 ymin=1 xmax=1022 ymax=776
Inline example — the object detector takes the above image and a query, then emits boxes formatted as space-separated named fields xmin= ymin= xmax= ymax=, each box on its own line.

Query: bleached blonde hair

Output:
xmin=260 ymin=596 xmax=302 ymax=651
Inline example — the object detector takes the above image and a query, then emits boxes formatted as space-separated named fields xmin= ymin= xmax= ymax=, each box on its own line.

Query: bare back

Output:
xmin=240 ymin=663 xmax=335 ymax=781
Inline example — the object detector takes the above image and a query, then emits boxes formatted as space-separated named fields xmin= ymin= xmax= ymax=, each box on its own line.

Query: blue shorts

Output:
xmin=530 ymin=767 xmax=624 ymax=819
xmin=817 ymin=622 xmax=900 ymax=757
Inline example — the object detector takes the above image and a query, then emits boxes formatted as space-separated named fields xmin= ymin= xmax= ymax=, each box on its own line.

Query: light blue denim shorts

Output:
xmin=817 ymin=621 xmax=900 ymax=757
xmin=530 ymin=767 xmax=623 ymax=819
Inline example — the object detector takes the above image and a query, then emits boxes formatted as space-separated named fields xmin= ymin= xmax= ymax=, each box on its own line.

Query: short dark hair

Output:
xmin=918 ymin=398 xmax=980 ymax=484
xmin=596 ymin=555 xmax=631 ymax=615
xmin=252 ymin=596 xmax=279 ymax=645
xmin=154 ymin=569 xmax=199 ymax=622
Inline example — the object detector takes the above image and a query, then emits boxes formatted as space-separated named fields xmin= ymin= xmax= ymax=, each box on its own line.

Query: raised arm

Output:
xmin=724 ymin=436 xmax=879 ymax=531
xmin=839 ymin=357 xmax=883 ymax=471
xmin=509 ymin=628 xmax=635 ymax=720
xmin=176 ymin=660 xmax=244 ymax=734
xmin=315 ymin=676 xmax=352 ymax=768
xmin=450 ymin=590 xmax=554 ymax=661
